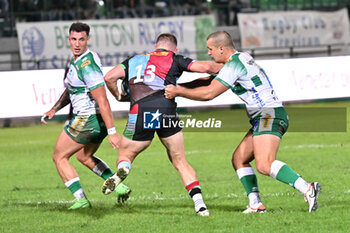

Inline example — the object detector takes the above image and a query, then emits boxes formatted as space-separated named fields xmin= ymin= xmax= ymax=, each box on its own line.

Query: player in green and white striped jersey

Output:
xmin=165 ymin=30 xmax=321 ymax=213
xmin=42 ymin=22 xmax=131 ymax=209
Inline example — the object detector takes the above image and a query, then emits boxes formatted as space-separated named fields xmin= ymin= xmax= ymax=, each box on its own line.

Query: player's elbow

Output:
xmin=104 ymin=74 xmax=113 ymax=84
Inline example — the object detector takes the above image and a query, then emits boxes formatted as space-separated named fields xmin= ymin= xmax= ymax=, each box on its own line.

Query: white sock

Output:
xmin=248 ymin=192 xmax=261 ymax=206
xmin=92 ymin=157 xmax=110 ymax=176
xmin=294 ymin=177 xmax=309 ymax=194
xmin=192 ymin=193 xmax=206 ymax=212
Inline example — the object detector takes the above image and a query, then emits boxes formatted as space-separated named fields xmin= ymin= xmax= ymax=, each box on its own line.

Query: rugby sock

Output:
xmin=92 ymin=156 xmax=113 ymax=180
xmin=236 ymin=167 xmax=261 ymax=206
xmin=117 ymin=160 xmax=131 ymax=171
xmin=270 ymin=160 xmax=300 ymax=187
xmin=247 ymin=192 xmax=262 ymax=206
xmin=293 ymin=177 xmax=309 ymax=194
xmin=65 ymin=177 xmax=86 ymax=199
xmin=186 ymin=181 xmax=207 ymax=212
xmin=236 ymin=166 xmax=260 ymax=192
xmin=109 ymin=160 xmax=131 ymax=183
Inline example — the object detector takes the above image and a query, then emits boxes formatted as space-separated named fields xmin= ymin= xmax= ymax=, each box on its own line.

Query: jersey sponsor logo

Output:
xmin=81 ymin=60 xmax=91 ymax=68
xmin=247 ymin=59 xmax=255 ymax=65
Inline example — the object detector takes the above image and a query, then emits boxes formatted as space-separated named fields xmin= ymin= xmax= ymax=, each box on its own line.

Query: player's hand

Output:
xmin=41 ymin=109 xmax=56 ymax=124
xmin=108 ymin=133 xmax=121 ymax=149
xmin=165 ymin=85 xmax=182 ymax=99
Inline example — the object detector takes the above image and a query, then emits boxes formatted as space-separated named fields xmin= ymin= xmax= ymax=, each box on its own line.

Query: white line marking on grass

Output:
xmin=21 ymin=200 xmax=75 ymax=205
xmin=17 ymin=192 xmax=300 ymax=205
xmin=126 ymin=192 xmax=297 ymax=201
xmin=186 ymin=150 xmax=215 ymax=155
xmin=282 ymin=143 xmax=350 ymax=149
xmin=0 ymin=140 xmax=50 ymax=147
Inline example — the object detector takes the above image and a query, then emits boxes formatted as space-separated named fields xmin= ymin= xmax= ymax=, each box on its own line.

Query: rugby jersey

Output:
xmin=121 ymin=49 xmax=194 ymax=103
xmin=215 ymin=52 xmax=282 ymax=118
xmin=65 ymin=49 xmax=104 ymax=114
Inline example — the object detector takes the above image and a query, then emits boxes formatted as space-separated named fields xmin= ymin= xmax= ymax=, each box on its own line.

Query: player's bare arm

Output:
xmin=190 ymin=61 xmax=223 ymax=74
xmin=178 ymin=75 xmax=213 ymax=89
xmin=104 ymin=65 xmax=126 ymax=99
xmin=165 ymin=79 xmax=228 ymax=101
xmin=90 ymin=85 xmax=121 ymax=149
xmin=41 ymin=88 xmax=70 ymax=124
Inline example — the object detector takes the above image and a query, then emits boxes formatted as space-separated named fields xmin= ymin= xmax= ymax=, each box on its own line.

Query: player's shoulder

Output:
xmin=227 ymin=52 xmax=253 ymax=66
xmin=76 ymin=50 xmax=101 ymax=69
xmin=235 ymin=52 xmax=254 ymax=62
xmin=173 ymin=53 xmax=194 ymax=65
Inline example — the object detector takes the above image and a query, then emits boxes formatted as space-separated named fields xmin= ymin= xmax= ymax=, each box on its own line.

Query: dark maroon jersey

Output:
xmin=120 ymin=49 xmax=194 ymax=103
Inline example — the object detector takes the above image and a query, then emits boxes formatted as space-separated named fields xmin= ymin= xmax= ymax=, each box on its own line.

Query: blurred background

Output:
xmin=1 ymin=0 xmax=350 ymax=127
xmin=1 ymin=0 xmax=350 ymax=71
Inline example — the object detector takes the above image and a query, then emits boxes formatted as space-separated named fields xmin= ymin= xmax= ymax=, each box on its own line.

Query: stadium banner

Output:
xmin=238 ymin=8 xmax=350 ymax=49
xmin=15 ymin=15 xmax=215 ymax=70
xmin=1 ymin=55 xmax=350 ymax=118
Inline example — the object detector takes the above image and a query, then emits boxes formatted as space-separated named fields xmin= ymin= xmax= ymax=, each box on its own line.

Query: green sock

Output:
xmin=270 ymin=160 xmax=300 ymax=187
xmin=236 ymin=167 xmax=259 ymax=195
xmin=101 ymin=168 xmax=114 ymax=180
xmin=64 ymin=177 xmax=86 ymax=199
xmin=240 ymin=174 xmax=259 ymax=194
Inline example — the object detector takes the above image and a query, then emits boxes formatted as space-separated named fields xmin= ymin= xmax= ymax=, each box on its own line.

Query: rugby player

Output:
xmin=41 ymin=22 xmax=131 ymax=209
xmin=101 ymin=33 xmax=222 ymax=216
xmin=165 ymin=30 xmax=321 ymax=213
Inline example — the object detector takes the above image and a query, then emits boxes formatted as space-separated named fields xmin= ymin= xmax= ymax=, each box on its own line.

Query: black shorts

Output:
xmin=123 ymin=91 xmax=182 ymax=141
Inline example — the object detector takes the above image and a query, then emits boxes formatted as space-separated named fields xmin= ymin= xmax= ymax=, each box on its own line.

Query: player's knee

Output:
xmin=52 ymin=154 xmax=58 ymax=164
xmin=255 ymin=163 xmax=269 ymax=175
xmin=52 ymin=153 xmax=64 ymax=165
xmin=231 ymin=156 xmax=237 ymax=169
xmin=171 ymin=157 xmax=187 ymax=170
xmin=232 ymin=155 xmax=243 ymax=170
xmin=76 ymin=153 xmax=87 ymax=164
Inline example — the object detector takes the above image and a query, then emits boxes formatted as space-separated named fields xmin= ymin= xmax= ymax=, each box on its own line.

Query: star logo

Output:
xmin=143 ymin=109 xmax=162 ymax=129
xmin=151 ymin=109 xmax=162 ymax=122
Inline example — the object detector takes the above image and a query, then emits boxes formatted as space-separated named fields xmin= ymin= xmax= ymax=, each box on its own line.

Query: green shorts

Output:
xmin=64 ymin=114 xmax=107 ymax=145
xmin=250 ymin=107 xmax=289 ymax=138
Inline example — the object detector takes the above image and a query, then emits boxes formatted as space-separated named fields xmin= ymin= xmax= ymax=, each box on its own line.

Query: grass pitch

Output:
xmin=0 ymin=101 xmax=349 ymax=233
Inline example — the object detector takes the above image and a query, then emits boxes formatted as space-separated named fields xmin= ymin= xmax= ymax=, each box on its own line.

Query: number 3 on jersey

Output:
xmin=134 ymin=64 xmax=156 ymax=83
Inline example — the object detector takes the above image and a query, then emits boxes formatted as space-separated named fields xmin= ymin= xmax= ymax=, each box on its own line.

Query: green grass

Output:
xmin=1 ymin=101 xmax=350 ymax=233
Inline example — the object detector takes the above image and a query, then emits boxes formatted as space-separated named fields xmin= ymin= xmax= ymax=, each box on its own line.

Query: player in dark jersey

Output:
xmin=101 ymin=33 xmax=222 ymax=216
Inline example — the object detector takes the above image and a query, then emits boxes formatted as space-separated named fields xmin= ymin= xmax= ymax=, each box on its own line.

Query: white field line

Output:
xmin=14 ymin=191 xmax=322 ymax=206
xmin=186 ymin=150 xmax=216 ymax=155
xmin=281 ymin=143 xmax=350 ymax=149
xmin=0 ymin=140 xmax=50 ymax=147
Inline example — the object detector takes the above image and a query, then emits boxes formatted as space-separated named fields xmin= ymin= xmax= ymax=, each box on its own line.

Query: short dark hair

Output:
xmin=156 ymin=33 xmax=177 ymax=46
xmin=207 ymin=30 xmax=235 ymax=49
xmin=69 ymin=22 xmax=90 ymax=36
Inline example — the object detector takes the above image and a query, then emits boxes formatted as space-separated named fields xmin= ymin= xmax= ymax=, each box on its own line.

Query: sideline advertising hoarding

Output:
xmin=1 ymin=56 xmax=350 ymax=118
xmin=238 ymin=8 xmax=350 ymax=49
xmin=16 ymin=15 xmax=215 ymax=70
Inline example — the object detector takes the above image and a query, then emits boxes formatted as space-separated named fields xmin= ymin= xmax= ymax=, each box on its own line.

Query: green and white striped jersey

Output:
xmin=215 ymin=52 xmax=282 ymax=118
xmin=65 ymin=49 xmax=105 ymax=115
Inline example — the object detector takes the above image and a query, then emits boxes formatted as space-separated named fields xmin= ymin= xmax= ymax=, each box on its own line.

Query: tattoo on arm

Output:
xmin=52 ymin=88 xmax=71 ymax=112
